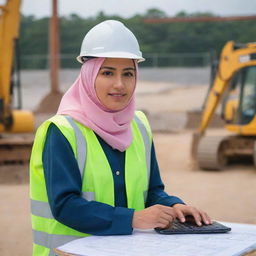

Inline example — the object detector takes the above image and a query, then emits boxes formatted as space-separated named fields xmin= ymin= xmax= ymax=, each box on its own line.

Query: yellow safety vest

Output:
xmin=30 ymin=111 xmax=152 ymax=256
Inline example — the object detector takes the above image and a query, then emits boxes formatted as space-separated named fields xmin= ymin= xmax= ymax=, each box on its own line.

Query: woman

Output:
xmin=30 ymin=20 xmax=211 ymax=256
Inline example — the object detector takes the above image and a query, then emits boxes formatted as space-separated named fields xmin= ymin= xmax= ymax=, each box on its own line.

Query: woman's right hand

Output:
xmin=132 ymin=204 xmax=176 ymax=229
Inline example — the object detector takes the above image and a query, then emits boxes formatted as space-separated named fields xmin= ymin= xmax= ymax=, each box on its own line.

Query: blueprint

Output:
xmin=57 ymin=222 xmax=256 ymax=256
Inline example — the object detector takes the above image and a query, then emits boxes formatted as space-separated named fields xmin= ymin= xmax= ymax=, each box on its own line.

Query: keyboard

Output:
xmin=155 ymin=220 xmax=231 ymax=235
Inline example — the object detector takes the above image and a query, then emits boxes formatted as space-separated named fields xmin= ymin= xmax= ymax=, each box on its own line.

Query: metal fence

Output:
xmin=20 ymin=52 xmax=211 ymax=69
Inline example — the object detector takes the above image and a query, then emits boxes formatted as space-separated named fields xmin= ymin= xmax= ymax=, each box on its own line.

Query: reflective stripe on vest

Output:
xmin=33 ymin=229 xmax=80 ymax=253
xmin=65 ymin=116 xmax=87 ymax=180
xmin=134 ymin=115 xmax=151 ymax=202
xmin=31 ymin=199 xmax=53 ymax=219
xmin=31 ymin=200 xmax=81 ymax=255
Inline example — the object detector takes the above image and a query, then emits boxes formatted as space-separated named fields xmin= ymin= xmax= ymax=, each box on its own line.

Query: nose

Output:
xmin=113 ymin=75 xmax=125 ymax=90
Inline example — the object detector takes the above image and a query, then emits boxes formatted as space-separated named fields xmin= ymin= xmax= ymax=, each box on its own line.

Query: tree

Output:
xmin=144 ymin=8 xmax=167 ymax=18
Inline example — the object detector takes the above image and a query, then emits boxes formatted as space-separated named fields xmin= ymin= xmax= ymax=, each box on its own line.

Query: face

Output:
xmin=95 ymin=58 xmax=136 ymax=111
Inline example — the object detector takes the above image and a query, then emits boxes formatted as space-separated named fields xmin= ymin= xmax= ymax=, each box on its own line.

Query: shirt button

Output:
xmin=116 ymin=171 xmax=120 ymax=175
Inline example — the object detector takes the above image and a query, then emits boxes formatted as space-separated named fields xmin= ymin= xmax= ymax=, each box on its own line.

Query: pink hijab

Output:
xmin=57 ymin=57 xmax=137 ymax=152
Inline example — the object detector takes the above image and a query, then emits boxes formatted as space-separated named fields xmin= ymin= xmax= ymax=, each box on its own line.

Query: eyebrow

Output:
xmin=100 ymin=66 xmax=136 ymax=71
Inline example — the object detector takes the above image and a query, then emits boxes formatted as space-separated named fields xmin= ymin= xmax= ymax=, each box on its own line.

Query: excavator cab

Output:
xmin=222 ymin=66 xmax=256 ymax=126
xmin=237 ymin=66 xmax=256 ymax=125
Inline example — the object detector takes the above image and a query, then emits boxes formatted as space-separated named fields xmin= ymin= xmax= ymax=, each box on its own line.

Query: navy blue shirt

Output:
xmin=43 ymin=124 xmax=184 ymax=235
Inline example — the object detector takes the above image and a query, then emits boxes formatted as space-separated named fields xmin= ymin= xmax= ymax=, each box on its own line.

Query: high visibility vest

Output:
xmin=30 ymin=111 xmax=152 ymax=256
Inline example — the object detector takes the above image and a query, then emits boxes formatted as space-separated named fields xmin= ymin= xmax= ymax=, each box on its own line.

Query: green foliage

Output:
xmin=144 ymin=8 xmax=168 ymax=18
xmin=19 ymin=9 xmax=256 ymax=69
xmin=20 ymin=15 xmax=49 ymax=68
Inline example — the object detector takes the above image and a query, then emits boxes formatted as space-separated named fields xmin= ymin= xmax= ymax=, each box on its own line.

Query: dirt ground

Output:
xmin=1 ymin=79 xmax=256 ymax=255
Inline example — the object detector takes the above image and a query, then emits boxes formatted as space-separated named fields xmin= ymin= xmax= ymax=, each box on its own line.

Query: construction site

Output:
xmin=1 ymin=0 xmax=256 ymax=255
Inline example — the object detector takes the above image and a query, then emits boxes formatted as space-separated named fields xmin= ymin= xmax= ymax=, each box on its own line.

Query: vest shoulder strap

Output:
xmin=43 ymin=115 xmax=87 ymax=180
xmin=63 ymin=116 xmax=87 ymax=180
xmin=135 ymin=111 xmax=152 ymax=141
xmin=134 ymin=111 xmax=152 ymax=197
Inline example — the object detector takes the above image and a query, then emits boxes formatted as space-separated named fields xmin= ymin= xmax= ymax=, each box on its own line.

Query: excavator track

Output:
xmin=197 ymin=136 xmax=229 ymax=170
xmin=0 ymin=134 xmax=34 ymax=165
xmin=197 ymin=135 xmax=255 ymax=170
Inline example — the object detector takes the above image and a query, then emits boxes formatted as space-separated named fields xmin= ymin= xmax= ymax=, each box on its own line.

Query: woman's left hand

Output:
xmin=172 ymin=204 xmax=212 ymax=226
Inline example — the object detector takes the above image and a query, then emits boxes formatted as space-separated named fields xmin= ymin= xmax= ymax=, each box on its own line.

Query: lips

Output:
xmin=108 ymin=93 xmax=126 ymax=97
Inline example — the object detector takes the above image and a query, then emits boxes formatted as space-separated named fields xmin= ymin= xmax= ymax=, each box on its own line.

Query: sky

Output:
xmin=19 ymin=0 xmax=256 ymax=18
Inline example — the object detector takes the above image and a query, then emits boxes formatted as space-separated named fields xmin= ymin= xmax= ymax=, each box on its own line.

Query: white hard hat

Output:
xmin=77 ymin=20 xmax=145 ymax=63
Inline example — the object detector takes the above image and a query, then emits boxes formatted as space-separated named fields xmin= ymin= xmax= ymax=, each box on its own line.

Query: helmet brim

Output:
xmin=77 ymin=51 xmax=145 ymax=64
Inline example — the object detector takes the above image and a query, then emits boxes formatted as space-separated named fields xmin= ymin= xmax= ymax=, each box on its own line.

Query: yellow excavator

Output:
xmin=192 ymin=40 xmax=256 ymax=170
xmin=0 ymin=0 xmax=34 ymax=163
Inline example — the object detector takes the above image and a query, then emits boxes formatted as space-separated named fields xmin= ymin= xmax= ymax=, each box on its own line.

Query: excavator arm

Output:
xmin=0 ymin=0 xmax=34 ymax=133
xmin=192 ymin=41 xmax=256 ymax=158
xmin=0 ymin=0 xmax=35 ymax=164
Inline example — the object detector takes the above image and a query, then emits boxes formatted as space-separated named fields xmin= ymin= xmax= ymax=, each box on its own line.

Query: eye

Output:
xmin=123 ymin=71 xmax=134 ymax=77
xmin=102 ymin=71 xmax=113 ymax=76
